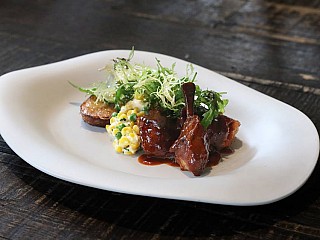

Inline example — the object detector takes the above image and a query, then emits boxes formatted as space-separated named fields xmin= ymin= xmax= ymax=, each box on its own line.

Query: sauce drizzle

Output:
xmin=138 ymin=148 xmax=233 ymax=169
xmin=138 ymin=154 xmax=179 ymax=167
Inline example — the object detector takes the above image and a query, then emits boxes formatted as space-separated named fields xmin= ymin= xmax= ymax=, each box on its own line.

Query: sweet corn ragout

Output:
xmin=106 ymin=102 xmax=145 ymax=155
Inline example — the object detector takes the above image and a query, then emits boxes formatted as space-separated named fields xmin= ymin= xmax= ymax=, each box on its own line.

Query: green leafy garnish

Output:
xmin=71 ymin=48 xmax=229 ymax=127
xmin=68 ymin=77 xmax=116 ymax=104
xmin=194 ymin=87 xmax=229 ymax=128
xmin=114 ymin=83 xmax=135 ymax=110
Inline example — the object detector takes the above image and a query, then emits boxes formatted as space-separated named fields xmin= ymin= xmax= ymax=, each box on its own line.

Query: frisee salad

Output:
xmin=71 ymin=48 xmax=228 ymax=129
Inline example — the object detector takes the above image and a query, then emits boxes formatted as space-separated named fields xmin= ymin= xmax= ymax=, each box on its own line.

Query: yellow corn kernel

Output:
xmin=127 ymin=110 xmax=134 ymax=116
xmin=134 ymin=107 xmax=139 ymax=113
xmin=119 ymin=113 xmax=127 ymax=120
xmin=129 ymin=132 xmax=136 ymax=138
xmin=119 ymin=136 xmax=129 ymax=147
xmin=115 ymin=146 xmax=123 ymax=153
xmin=130 ymin=122 xmax=134 ymax=127
xmin=110 ymin=117 xmax=116 ymax=124
xmin=112 ymin=128 xmax=119 ymax=135
xmin=137 ymin=111 xmax=144 ymax=117
xmin=133 ymin=125 xmax=139 ymax=134
xmin=113 ymin=140 xmax=124 ymax=153
xmin=107 ymin=125 xmax=114 ymax=134
xmin=131 ymin=142 xmax=140 ymax=150
xmin=121 ymin=127 xmax=132 ymax=135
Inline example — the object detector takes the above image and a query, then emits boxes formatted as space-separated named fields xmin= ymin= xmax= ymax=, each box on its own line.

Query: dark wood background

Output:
xmin=1 ymin=0 xmax=320 ymax=239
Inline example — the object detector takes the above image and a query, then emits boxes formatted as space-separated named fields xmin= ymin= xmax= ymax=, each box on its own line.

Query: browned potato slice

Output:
xmin=80 ymin=95 xmax=115 ymax=127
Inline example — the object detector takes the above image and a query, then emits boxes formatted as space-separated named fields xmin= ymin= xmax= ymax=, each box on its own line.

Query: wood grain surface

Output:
xmin=0 ymin=0 xmax=319 ymax=239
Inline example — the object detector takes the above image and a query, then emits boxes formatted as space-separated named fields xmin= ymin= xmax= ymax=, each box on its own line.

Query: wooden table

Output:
xmin=1 ymin=0 xmax=319 ymax=239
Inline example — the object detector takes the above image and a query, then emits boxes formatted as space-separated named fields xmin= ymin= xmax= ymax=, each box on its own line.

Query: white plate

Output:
xmin=0 ymin=50 xmax=319 ymax=206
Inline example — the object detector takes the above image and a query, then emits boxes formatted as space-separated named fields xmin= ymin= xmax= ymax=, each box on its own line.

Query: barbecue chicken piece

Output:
xmin=207 ymin=115 xmax=240 ymax=150
xmin=80 ymin=95 xmax=115 ymax=127
xmin=138 ymin=109 xmax=180 ymax=157
xmin=170 ymin=82 xmax=210 ymax=176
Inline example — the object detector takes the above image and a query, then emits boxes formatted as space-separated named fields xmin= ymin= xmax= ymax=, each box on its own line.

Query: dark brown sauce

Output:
xmin=138 ymin=154 xmax=179 ymax=167
xmin=138 ymin=148 xmax=232 ymax=168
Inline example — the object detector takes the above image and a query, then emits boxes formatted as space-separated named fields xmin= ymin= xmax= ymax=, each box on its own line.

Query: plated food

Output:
xmin=1 ymin=49 xmax=318 ymax=204
xmin=72 ymin=49 xmax=240 ymax=176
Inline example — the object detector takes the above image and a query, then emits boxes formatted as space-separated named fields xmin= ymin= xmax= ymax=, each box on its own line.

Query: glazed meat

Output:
xmin=170 ymin=115 xmax=209 ymax=176
xmin=207 ymin=115 xmax=240 ymax=150
xmin=138 ymin=109 xmax=180 ymax=157
xmin=80 ymin=95 xmax=115 ymax=127
xmin=170 ymin=82 xmax=210 ymax=176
